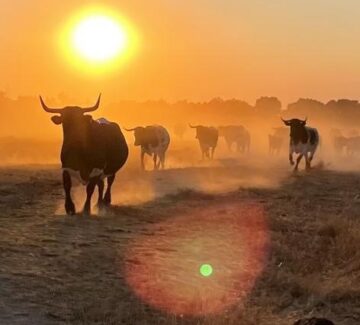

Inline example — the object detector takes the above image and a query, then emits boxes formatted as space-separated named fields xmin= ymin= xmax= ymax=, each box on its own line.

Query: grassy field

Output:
xmin=0 ymin=162 xmax=359 ymax=325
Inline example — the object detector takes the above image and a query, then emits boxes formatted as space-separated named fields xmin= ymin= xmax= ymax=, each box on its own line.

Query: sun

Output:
xmin=72 ymin=15 xmax=127 ymax=63
xmin=60 ymin=7 xmax=138 ymax=72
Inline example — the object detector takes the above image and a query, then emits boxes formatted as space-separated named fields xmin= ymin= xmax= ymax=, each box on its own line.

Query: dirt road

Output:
xmin=0 ymin=163 xmax=359 ymax=324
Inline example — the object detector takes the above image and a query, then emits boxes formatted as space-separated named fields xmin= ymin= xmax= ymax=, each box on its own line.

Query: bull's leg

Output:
xmin=211 ymin=147 xmax=215 ymax=160
xmin=294 ymin=154 xmax=303 ymax=172
xmin=159 ymin=153 xmax=165 ymax=169
xmin=104 ymin=175 xmax=115 ymax=206
xmin=63 ymin=171 xmax=75 ymax=215
xmin=141 ymin=149 xmax=146 ymax=171
xmin=83 ymin=178 xmax=98 ymax=216
xmin=304 ymin=152 xmax=311 ymax=170
xmin=97 ymin=179 xmax=104 ymax=207
xmin=289 ymin=148 xmax=295 ymax=166
xmin=153 ymin=154 xmax=159 ymax=170
xmin=226 ymin=140 xmax=232 ymax=152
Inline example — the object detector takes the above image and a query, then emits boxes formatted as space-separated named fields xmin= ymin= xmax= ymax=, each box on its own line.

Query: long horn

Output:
xmin=124 ymin=127 xmax=137 ymax=132
xmin=39 ymin=96 xmax=64 ymax=113
xmin=189 ymin=124 xmax=199 ymax=129
xmin=82 ymin=94 xmax=101 ymax=113
xmin=280 ymin=117 xmax=287 ymax=123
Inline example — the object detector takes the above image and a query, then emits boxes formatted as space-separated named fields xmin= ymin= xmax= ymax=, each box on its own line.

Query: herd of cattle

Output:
xmin=38 ymin=97 xmax=338 ymax=324
xmin=39 ymin=95 xmax=326 ymax=214
xmin=331 ymin=128 xmax=360 ymax=155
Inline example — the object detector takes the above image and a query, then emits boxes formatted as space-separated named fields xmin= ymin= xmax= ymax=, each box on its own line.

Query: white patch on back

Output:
xmin=96 ymin=118 xmax=111 ymax=125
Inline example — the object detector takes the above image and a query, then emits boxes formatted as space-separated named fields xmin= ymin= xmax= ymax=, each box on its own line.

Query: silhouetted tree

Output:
xmin=287 ymin=98 xmax=325 ymax=121
xmin=255 ymin=97 xmax=281 ymax=116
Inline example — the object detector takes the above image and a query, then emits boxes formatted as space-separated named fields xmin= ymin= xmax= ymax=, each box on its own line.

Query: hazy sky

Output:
xmin=1 ymin=0 xmax=360 ymax=104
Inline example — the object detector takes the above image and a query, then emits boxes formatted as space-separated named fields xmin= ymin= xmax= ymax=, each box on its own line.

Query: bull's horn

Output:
xmin=280 ymin=117 xmax=287 ymax=123
xmin=303 ymin=117 xmax=308 ymax=122
xmin=82 ymin=94 xmax=101 ymax=113
xmin=124 ymin=127 xmax=137 ymax=132
xmin=189 ymin=124 xmax=198 ymax=128
xmin=39 ymin=96 xmax=64 ymax=113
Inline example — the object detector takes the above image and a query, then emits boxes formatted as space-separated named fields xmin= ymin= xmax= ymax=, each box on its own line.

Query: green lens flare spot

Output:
xmin=200 ymin=264 xmax=213 ymax=277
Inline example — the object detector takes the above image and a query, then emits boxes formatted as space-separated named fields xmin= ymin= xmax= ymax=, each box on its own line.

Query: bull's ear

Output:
xmin=51 ymin=115 xmax=62 ymax=125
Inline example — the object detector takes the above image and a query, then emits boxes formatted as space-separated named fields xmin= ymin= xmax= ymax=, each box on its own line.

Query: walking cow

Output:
xmin=190 ymin=125 xmax=219 ymax=160
xmin=218 ymin=125 xmax=250 ymax=153
xmin=125 ymin=125 xmax=170 ymax=170
xmin=40 ymin=95 xmax=129 ymax=215
xmin=282 ymin=118 xmax=319 ymax=172
xmin=268 ymin=127 xmax=288 ymax=155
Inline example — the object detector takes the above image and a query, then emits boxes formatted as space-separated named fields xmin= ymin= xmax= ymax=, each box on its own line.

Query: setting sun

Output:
xmin=72 ymin=15 xmax=127 ymax=63
xmin=60 ymin=7 xmax=138 ymax=73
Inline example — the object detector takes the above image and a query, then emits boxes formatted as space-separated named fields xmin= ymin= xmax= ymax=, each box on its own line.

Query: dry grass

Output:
xmin=0 ymin=164 xmax=359 ymax=324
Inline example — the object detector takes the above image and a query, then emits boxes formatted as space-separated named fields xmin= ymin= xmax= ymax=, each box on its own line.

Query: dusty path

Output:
xmin=0 ymin=164 xmax=359 ymax=324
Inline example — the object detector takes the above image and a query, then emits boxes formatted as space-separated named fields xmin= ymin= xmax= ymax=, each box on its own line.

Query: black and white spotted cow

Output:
xmin=125 ymin=125 xmax=170 ymax=170
xmin=282 ymin=118 xmax=319 ymax=171
xmin=40 ymin=95 xmax=129 ymax=215
xmin=189 ymin=125 xmax=219 ymax=160
xmin=293 ymin=317 xmax=335 ymax=325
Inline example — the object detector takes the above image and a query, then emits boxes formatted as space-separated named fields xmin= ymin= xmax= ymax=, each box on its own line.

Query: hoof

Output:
xmin=103 ymin=195 xmax=111 ymax=206
xmin=97 ymin=200 xmax=104 ymax=208
xmin=82 ymin=205 xmax=91 ymax=216
xmin=65 ymin=202 xmax=76 ymax=216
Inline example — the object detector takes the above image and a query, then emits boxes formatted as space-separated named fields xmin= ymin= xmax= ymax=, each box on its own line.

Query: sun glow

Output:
xmin=72 ymin=15 xmax=126 ymax=62
xmin=60 ymin=7 xmax=138 ymax=73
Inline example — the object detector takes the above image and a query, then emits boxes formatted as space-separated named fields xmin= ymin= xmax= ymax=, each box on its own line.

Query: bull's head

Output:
xmin=189 ymin=124 xmax=201 ymax=138
xmin=281 ymin=118 xmax=307 ymax=127
xmin=40 ymin=94 xmax=101 ymax=143
xmin=124 ymin=127 xmax=144 ymax=146
xmin=281 ymin=118 xmax=308 ymax=140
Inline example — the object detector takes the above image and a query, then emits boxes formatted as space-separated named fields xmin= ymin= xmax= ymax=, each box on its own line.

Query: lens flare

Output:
xmin=124 ymin=201 xmax=269 ymax=316
xmin=200 ymin=264 xmax=213 ymax=277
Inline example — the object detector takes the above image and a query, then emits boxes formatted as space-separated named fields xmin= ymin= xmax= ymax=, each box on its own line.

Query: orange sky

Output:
xmin=1 ymin=0 xmax=360 ymax=105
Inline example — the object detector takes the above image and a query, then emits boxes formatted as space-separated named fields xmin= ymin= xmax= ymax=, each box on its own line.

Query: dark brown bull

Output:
xmin=189 ymin=125 xmax=219 ymax=160
xmin=40 ymin=95 xmax=128 ymax=215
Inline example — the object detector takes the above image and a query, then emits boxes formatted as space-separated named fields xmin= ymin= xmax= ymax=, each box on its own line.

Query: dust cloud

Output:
xmin=2 ymin=94 xmax=360 ymax=211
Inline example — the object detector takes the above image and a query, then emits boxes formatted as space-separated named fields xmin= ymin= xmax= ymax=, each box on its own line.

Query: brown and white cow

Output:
xmin=125 ymin=125 xmax=170 ymax=170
